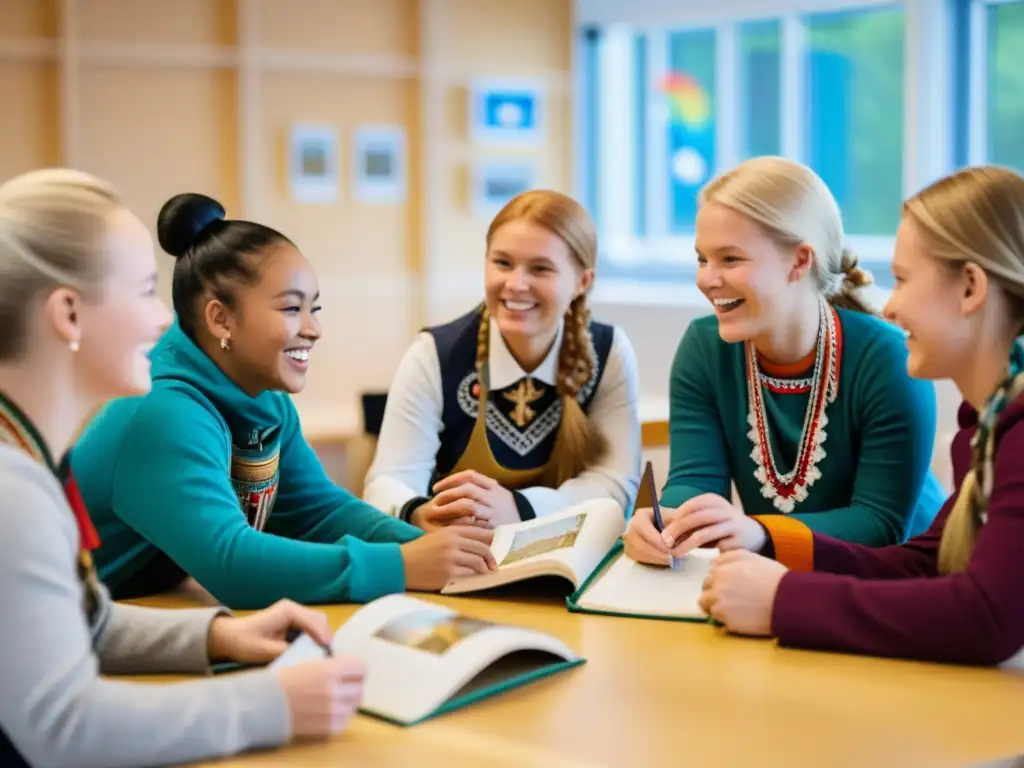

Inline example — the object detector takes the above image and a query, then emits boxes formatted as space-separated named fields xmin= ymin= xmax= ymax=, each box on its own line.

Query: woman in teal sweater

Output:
xmin=71 ymin=193 xmax=496 ymax=610
xmin=624 ymin=157 xmax=946 ymax=569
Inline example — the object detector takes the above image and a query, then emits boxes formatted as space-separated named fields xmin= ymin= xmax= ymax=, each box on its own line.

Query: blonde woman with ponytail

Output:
xmin=696 ymin=164 xmax=1024 ymax=667
xmin=364 ymin=190 xmax=641 ymax=529
xmin=625 ymin=156 xmax=946 ymax=570
xmin=0 ymin=170 xmax=368 ymax=767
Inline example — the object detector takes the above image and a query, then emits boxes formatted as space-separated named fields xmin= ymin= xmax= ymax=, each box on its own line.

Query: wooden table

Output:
xmin=125 ymin=592 xmax=1024 ymax=768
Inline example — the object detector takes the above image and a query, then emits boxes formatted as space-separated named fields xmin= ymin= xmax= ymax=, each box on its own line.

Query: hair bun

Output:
xmin=839 ymin=247 xmax=873 ymax=288
xmin=157 ymin=193 xmax=225 ymax=258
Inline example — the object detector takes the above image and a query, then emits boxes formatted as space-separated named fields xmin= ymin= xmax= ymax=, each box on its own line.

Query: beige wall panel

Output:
xmin=77 ymin=67 xmax=238 ymax=298
xmin=79 ymin=0 xmax=236 ymax=46
xmin=441 ymin=0 xmax=571 ymax=73
xmin=0 ymin=0 xmax=58 ymax=40
xmin=292 ymin=278 xmax=416 ymax=433
xmin=0 ymin=63 xmax=59 ymax=180
xmin=259 ymin=72 xmax=413 ymax=276
xmin=259 ymin=72 xmax=416 ymax=428
xmin=436 ymin=87 xmax=571 ymax=277
xmin=255 ymin=0 xmax=417 ymax=56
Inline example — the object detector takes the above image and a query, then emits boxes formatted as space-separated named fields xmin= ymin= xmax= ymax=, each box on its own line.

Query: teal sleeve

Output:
xmin=789 ymin=330 xmax=938 ymax=545
xmin=266 ymin=400 xmax=423 ymax=547
xmin=660 ymin=324 xmax=734 ymax=508
xmin=110 ymin=390 xmax=408 ymax=609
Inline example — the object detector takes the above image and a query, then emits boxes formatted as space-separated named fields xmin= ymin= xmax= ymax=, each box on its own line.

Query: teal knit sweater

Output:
xmin=661 ymin=309 xmax=946 ymax=547
xmin=71 ymin=320 xmax=422 ymax=609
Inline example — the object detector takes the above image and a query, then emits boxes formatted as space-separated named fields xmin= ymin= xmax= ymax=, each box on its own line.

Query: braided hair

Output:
xmin=478 ymin=190 xmax=608 ymax=485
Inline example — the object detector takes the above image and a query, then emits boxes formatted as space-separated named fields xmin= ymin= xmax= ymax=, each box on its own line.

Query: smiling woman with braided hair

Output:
xmin=364 ymin=190 xmax=642 ymax=529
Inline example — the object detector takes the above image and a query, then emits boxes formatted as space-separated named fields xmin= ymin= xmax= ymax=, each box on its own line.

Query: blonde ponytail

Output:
xmin=937 ymin=470 xmax=981 ymax=574
xmin=827 ymin=247 xmax=877 ymax=315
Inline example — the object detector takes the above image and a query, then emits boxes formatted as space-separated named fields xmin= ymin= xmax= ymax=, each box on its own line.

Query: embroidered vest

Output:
xmin=426 ymin=306 xmax=615 ymax=490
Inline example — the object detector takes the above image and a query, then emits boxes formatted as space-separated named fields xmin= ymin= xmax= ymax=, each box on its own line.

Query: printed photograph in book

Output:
xmin=500 ymin=513 xmax=587 ymax=566
xmin=374 ymin=608 xmax=496 ymax=655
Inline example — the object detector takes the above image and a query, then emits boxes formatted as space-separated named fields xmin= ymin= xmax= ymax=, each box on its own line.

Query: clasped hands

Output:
xmin=623 ymin=493 xmax=788 ymax=636
xmin=410 ymin=470 xmax=522 ymax=531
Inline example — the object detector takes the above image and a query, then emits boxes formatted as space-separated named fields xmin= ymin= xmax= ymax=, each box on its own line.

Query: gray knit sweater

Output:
xmin=0 ymin=446 xmax=292 ymax=767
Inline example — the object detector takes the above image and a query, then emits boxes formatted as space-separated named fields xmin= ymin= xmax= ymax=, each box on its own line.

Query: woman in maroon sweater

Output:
xmin=688 ymin=165 xmax=1024 ymax=667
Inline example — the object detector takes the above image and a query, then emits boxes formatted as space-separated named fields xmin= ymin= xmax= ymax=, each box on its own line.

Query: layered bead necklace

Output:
xmin=745 ymin=299 xmax=840 ymax=513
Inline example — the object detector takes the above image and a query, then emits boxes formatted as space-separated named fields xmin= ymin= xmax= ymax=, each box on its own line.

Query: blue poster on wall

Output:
xmin=470 ymin=78 xmax=544 ymax=146
xmin=664 ymin=71 xmax=716 ymax=234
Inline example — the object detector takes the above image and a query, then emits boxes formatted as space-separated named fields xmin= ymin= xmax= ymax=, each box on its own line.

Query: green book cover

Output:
xmin=565 ymin=539 xmax=711 ymax=624
xmin=270 ymin=594 xmax=588 ymax=727
xmin=565 ymin=461 xmax=714 ymax=624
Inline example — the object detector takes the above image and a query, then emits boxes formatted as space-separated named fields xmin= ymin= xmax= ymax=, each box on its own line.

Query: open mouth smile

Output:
xmin=284 ymin=347 xmax=310 ymax=371
xmin=502 ymin=300 xmax=537 ymax=312
xmin=712 ymin=297 xmax=745 ymax=314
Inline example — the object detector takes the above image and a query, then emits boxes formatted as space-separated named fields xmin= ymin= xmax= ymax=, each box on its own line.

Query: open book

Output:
xmin=439 ymin=498 xmax=627 ymax=596
xmin=566 ymin=462 xmax=716 ymax=622
xmin=269 ymin=594 xmax=584 ymax=726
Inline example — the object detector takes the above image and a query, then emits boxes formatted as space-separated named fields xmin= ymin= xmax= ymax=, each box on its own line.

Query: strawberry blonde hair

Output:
xmin=479 ymin=190 xmax=607 ymax=485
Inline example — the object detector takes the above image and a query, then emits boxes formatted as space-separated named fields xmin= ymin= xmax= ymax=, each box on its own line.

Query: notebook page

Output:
xmin=575 ymin=548 xmax=717 ymax=619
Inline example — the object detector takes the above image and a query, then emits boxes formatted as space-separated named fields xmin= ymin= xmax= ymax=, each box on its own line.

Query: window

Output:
xmin=805 ymin=8 xmax=905 ymax=236
xmin=666 ymin=29 xmax=717 ymax=235
xmin=738 ymin=20 xmax=782 ymax=160
xmin=983 ymin=0 xmax=1024 ymax=169
xmin=580 ymin=2 xmax=917 ymax=297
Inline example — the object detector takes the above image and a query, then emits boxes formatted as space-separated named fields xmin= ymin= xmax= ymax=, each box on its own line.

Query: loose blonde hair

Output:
xmin=481 ymin=189 xmax=607 ymax=485
xmin=0 ymin=168 xmax=121 ymax=359
xmin=699 ymin=156 xmax=874 ymax=313
xmin=901 ymin=166 xmax=1024 ymax=574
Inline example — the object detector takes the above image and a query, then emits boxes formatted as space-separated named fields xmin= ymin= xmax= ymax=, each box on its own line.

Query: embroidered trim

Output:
xmin=758 ymin=372 xmax=813 ymax=394
xmin=455 ymin=354 xmax=601 ymax=458
xmin=746 ymin=300 xmax=840 ymax=513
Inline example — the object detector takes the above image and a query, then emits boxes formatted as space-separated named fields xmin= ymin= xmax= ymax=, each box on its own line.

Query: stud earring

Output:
xmin=69 ymin=340 xmax=80 ymax=353
xmin=220 ymin=337 xmax=230 ymax=351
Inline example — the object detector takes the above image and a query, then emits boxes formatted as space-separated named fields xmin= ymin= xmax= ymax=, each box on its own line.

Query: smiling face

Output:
xmin=484 ymin=219 xmax=593 ymax=347
xmin=74 ymin=207 xmax=172 ymax=398
xmin=209 ymin=243 xmax=322 ymax=394
xmin=694 ymin=201 xmax=815 ymax=343
xmin=884 ymin=216 xmax=977 ymax=380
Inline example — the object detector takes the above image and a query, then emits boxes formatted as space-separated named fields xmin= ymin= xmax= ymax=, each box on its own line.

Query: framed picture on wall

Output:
xmin=469 ymin=78 xmax=544 ymax=146
xmin=472 ymin=159 xmax=537 ymax=216
xmin=352 ymin=124 xmax=407 ymax=203
xmin=288 ymin=123 xmax=339 ymax=203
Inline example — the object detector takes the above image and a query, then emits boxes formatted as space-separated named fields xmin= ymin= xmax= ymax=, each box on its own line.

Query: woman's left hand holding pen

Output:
xmin=208 ymin=598 xmax=334 ymax=665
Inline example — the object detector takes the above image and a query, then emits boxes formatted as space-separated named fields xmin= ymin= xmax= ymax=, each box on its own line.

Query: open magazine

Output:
xmin=439 ymin=498 xmax=627 ymax=596
xmin=567 ymin=462 xmax=716 ymax=622
xmin=269 ymin=594 xmax=584 ymax=725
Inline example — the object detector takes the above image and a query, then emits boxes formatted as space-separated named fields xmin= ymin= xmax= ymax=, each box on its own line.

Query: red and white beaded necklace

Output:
xmin=745 ymin=299 xmax=840 ymax=513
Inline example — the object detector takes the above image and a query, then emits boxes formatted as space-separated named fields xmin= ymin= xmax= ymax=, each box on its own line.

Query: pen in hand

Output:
xmin=286 ymin=627 xmax=333 ymax=657
xmin=642 ymin=462 xmax=682 ymax=572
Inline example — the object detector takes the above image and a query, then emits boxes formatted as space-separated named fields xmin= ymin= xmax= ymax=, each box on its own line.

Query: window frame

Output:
xmin=576 ymin=0 xmax=958 ymax=306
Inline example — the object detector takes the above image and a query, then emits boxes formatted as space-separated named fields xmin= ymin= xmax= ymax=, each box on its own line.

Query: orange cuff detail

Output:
xmin=750 ymin=515 xmax=814 ymax=571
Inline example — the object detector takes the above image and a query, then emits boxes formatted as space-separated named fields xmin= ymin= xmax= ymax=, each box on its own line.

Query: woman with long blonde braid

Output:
xmin=364 ymin=190 xmax=641 ymax=529
xmin=697 ymin=165 xmax=1024 ymax=667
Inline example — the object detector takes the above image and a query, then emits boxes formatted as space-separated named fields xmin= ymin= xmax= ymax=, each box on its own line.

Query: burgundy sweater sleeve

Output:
xmin=806 ymin=501 xmax=948 ymax=579
xmin=771 ymin=423 xmax=1024 ymax=666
